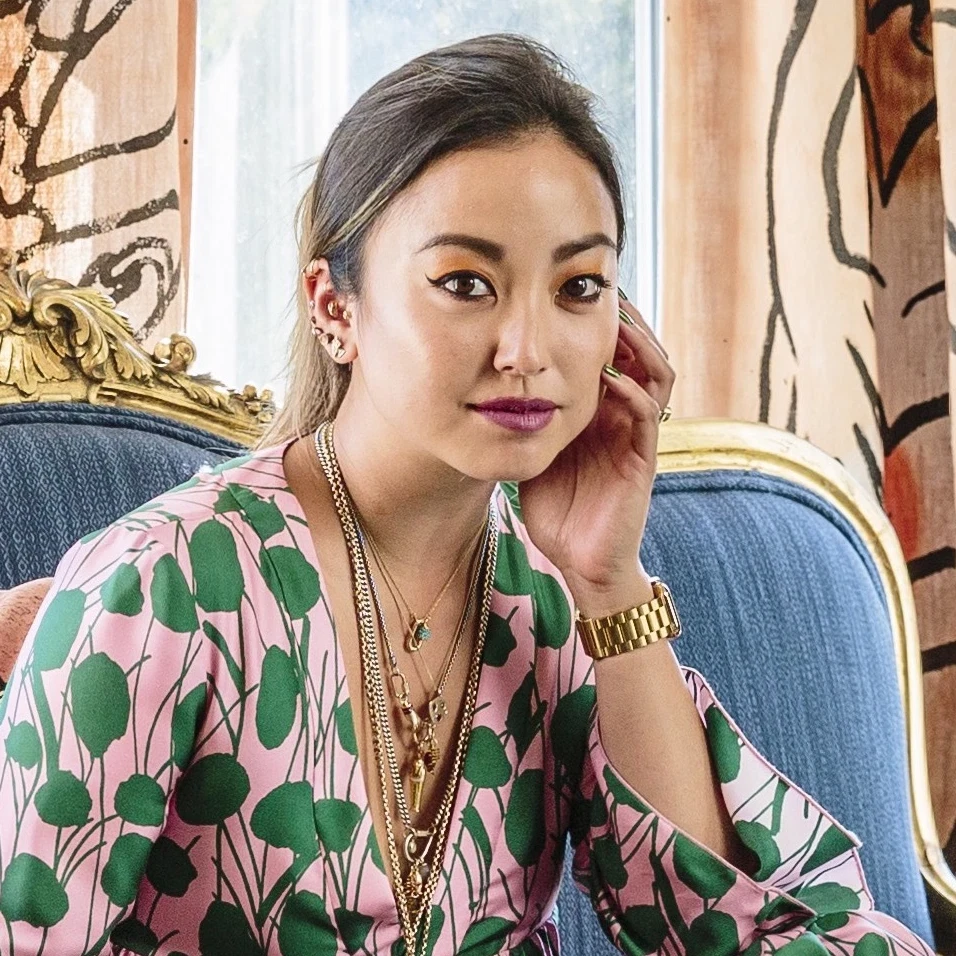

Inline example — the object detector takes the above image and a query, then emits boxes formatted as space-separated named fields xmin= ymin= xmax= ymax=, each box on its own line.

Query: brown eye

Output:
xmin=427 ymin=272 xmax=494 ymax=300
xmin=562 ymin=275 xmax=608 ymax=300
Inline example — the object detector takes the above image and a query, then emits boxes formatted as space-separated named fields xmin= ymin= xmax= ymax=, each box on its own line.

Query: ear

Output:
xmin=302 ymin=257 xmax=356 ymax=362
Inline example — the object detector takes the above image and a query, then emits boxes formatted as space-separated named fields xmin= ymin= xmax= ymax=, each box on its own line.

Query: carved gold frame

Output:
xmin=0 ymin=268 xmax=273 ymax=445
xmin=657 ymin=418 xmax=956 ymax=930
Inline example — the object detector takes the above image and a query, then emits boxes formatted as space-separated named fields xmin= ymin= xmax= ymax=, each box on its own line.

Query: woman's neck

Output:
xmin=330 ymin=397 xmax=497 ymax=579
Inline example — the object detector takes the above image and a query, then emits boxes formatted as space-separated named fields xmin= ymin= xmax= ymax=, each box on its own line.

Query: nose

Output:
xmin=492 ymin=304 xmax=549 ymax=378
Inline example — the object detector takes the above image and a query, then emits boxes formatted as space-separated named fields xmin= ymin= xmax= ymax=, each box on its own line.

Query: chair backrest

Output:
xmin=556 ymin=419 xmax=952 ymax=953
xmin=0 ymin=402 xmax=245 ymax=589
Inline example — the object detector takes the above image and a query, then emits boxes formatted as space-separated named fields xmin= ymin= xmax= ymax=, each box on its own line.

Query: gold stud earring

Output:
xmin=331 ymin=338 xmax=346 ymax=359
xmin=328 ymin=301 xmax=339 ymax=318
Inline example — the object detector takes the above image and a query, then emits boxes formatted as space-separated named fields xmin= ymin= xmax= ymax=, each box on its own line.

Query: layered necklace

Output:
xmin=313 ymin=421 xmax=499 ymax=956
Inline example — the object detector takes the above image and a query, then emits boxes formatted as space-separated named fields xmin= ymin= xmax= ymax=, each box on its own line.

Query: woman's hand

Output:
xmin=518 ymin=292 xmax=675 ymax=613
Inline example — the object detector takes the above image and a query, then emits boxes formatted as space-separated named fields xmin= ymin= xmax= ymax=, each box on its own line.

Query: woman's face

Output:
xmin=340 ymin=130 xmax=621 ymax=483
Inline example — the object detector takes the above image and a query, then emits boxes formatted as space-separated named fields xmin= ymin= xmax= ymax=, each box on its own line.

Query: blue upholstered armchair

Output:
xmin=2 ymin=271 xmax=954 ymax=953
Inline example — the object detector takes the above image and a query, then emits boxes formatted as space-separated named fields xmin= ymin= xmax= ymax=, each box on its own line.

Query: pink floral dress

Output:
xmin=0 ymin=438 xmax=934 ymax=955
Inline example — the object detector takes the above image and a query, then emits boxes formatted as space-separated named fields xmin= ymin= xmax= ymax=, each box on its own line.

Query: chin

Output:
xmin=454 ymin=440 xmax=563 ymax=486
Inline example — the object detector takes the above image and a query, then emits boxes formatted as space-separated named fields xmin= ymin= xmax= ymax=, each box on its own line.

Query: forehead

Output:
xmin=373 ymin=132 xmax=618 ymax=252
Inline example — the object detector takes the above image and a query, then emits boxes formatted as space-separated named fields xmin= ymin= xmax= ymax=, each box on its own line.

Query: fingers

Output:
xmin=601 ymin=362 xmax=667 ymax=427
xmin=613 ymin=294 xmax=675 ymax=411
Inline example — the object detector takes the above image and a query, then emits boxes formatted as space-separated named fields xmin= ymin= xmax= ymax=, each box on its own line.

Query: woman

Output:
xmin=0 ymin=33 xmax=933 ymax=956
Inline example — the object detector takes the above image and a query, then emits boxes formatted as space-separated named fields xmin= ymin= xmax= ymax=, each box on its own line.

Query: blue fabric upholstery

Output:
xmin=1 ymin=409 xmax=933 ymax=948
xmin=0 ymin=403 xmax=244 ymax=589
xmin=555 ymin=469 xmax=934 ymax=953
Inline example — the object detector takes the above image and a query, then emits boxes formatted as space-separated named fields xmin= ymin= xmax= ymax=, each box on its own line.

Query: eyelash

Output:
xmin=426 ymin=271 xmax=613 ymax=304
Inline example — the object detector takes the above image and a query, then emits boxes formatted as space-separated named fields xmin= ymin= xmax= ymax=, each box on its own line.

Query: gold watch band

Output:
xmin=575 ymin=577 xmax=682 ymax=659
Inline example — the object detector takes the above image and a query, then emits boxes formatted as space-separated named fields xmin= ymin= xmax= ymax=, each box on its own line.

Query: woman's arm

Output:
xmin=573 ymin=573 xmax=753 ymax=871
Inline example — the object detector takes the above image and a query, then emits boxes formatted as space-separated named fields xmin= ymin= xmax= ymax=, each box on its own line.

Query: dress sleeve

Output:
xmin=571 ymin=667 xmax=935 ymax=956
xmin=0 ymin=520 xmax=214 ymax=956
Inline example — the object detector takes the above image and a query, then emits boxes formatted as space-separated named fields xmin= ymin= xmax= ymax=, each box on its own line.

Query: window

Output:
xmin=188 ymin=0 xmax=659 ymax=401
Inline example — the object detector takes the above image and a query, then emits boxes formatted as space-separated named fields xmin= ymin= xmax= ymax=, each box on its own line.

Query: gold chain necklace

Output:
xmin=363 ymin=519 xmax=486 ymax=651
xmin=358 ymin=513 xmax=486 ymax=811
xmin=314 ymin=421 xmax=499 ymax=956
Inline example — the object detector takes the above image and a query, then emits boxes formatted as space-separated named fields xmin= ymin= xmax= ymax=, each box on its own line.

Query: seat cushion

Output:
xmin=0 ymin=403 xmax=246 ymax=589
xmin=556 ymin=468 xmax=933 ymax=952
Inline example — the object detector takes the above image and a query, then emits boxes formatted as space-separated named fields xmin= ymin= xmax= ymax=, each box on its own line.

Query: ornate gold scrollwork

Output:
xmin=0 ymin=267 xmax=273 ymax=446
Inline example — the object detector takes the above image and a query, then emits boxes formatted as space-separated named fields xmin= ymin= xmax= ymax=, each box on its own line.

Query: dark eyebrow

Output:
xmin=415 ymin=231 xmax=617 ymax=264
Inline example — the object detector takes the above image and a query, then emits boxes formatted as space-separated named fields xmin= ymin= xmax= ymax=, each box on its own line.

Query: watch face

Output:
xmin=656 ymin=581 xmax=682 ymax=639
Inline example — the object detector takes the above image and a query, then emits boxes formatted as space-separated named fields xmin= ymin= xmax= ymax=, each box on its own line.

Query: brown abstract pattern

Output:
xmin=662 ymin=0 xmax=956 ymax=872
xmin=0 ymin=0 xmax=187 ymax=342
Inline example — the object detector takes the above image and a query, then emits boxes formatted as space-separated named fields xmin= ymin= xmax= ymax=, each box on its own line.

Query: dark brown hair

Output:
xmin=257 ymin=32 xmax=627 ymax=448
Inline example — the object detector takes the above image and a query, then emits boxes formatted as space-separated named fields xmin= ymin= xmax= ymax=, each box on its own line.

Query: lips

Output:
xmin=472 ymin=398 xmax=557 ymax=413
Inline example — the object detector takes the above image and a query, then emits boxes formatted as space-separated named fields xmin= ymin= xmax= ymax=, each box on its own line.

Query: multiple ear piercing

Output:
xmin=304 ymin=258 xmax=349 ymax=362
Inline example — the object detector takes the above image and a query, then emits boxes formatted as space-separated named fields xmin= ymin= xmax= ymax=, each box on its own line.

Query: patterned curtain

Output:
xmin=662 ymin=0 xmax=956 ymax=868
xmin=0 ymin=0 xmax=194 ymax=343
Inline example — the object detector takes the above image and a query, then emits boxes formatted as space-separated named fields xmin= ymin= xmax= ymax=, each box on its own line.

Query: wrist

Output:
xmin=568 ymin=571 xmax=656 ymax=619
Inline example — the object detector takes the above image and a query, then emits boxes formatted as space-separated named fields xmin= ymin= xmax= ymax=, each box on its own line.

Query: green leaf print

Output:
xmin=171 ymin=683 xmax=208 ymax=769
xmin=70 ymin=652 xmax=131 ymax=758
xmin=463 ymin=726 xmax=512 ymax=788
xmin=810 ymin=912 xmax=851 ymax=933
xmin=151 ymin=553 xmax=200 ymax=633
xmin=793 ymin=883 xmax=861 ymax=916
xmin=100 ymin=563 xmax=145 ymax=616
xmin=175 ymin=753 xmax=250 ymax=825
xmin=109 ymin=916 xmax=159 ymax=955
xmin=504 ymin=769 xmax=546 ymax=866
xmin=773 ymin=936 xmax=829 ymax=954
xmin=335 ymin=699 xmax=358 ymax=755
xmin=620 ymin=905 xmax=669 ymax=956
xmin=500 ymin=481 xmax=523 ymax=519
xmin=114 ymin=773 xmax=167 ymax=826
xmin=735 ymin=820 xmax=781 ymax=881
xmin=367 ymin=825 xmax=385 ymax=873
xmin=551 ymin=684 xmax=596 ymax=772
xmin=251 ymin=782 xmax=319 ymax=855
xmin=592 ymin=834 xmax=628 ymax=889
xmin=190 ymin=519 xmax=246 ymax=613
xmin=256 ymin=646 xmax=299 ymax=750
xmin=493 ymin=532 xmax=534 ymax=596
xmin=672 ymin=832 xmax=737 ymax=899
xmin=799 ymin=824 xmax=857 ymax=875
xmin=461 ymin=804 xmax=493 ymax=870
xmin=334 ymin=907 xmax=375 ymax=954
xmin=33 ymin=589 xmax=86 ymax=671
xmin=101 ymin=832 xmax=153 ymax=907
xmin=704 ymin=705 xmax=742 ymax=783
xmin=602 ymin=766 xmax=653 ymax=815
xmin=261 ymin=545 xmax=321 ymax=619
xmin=202 ymin=621 xmax=244 ymax=693
xmin=854 ymin=933 xmax=891 ymax=956
xmin=685 ymin=910 xmax=739 ymax=956
xmin=0 ymin=853 xmax=69 ymax=927
xmin=458 ymin=916 xmax=517 ymax=956
xmin=505 ymin=671 xmax=545 ymax=760
xmin=395 ymin=904 xmax=445 ymax=956
xmin=6 ymin=721 xmax=41 ymax=769
xmin=35 ymin=770 xmax=92 ymax=827
xmin=313 ymin=798 xmax=362 ymax=854
xmin=277 ymin=890 xmax=338 ymax=956
xmin=198 ymin=900 xmax=265 ymax=956
xmin=531 ymin=570 xmax=571 ymax=648
xmin=146 ymin=836 xmax=198 ymax=897
xmin=483 ymin=611 xmax=517 ymax=667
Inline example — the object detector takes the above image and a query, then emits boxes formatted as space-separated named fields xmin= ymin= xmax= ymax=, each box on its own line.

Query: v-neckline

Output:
xmin=256 ymin=434 xmax=501 ymax=940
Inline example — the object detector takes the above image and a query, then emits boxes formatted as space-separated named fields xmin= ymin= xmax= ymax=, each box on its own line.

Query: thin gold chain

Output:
xmin=314 ymin=421 xmax=499 ymax=956
xmin=362 ymin=515 xmax=484 ymax=648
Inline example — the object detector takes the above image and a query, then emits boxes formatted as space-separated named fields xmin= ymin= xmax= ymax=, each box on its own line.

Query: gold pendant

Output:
xmin=410 ymin=757 xmax=426 ymax=813
xmin=406 ymin=618 xmax=430 ymax=652
xmin=428 ymin=695 xmax=447 ymax=725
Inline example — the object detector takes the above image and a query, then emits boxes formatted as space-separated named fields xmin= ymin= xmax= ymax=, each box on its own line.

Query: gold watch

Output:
xmin=575 ymin=577 xmax=682 ymax=659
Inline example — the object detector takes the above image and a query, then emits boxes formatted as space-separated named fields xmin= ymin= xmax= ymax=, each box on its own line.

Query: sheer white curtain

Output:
xmin=188 ymin=0 xmax=648 ymax=402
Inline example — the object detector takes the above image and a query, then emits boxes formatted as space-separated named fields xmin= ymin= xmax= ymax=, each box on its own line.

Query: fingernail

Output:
xmin=602 ymin=363 xmax=622 ymax=378
xmin=617 ymin=287 xmax=629 ymax=301
xmin=618 ymin=307 xmax=636 ymax=327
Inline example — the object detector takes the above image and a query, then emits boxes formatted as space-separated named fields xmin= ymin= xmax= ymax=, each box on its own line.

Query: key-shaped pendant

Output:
xmin=410 ymin=757 xmax=426 ymax=813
